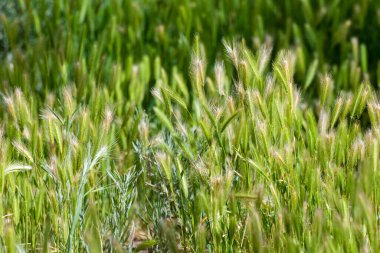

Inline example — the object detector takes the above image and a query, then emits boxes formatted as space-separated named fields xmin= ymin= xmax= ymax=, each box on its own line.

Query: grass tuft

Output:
xmin=1 ymin=0 xmax=380 ymax=252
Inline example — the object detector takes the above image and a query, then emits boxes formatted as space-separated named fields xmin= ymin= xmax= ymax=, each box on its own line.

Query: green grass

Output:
xmin=1 ymin=0 xmax=380 ymax=252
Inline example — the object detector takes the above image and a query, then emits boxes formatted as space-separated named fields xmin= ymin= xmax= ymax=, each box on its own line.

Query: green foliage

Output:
xmin=1 ymin=0 xmax=380 ymax=252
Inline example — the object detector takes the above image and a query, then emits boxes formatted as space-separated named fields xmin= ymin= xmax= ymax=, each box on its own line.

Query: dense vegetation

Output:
xmin=1 ymin=0 xmax=380 ymax=252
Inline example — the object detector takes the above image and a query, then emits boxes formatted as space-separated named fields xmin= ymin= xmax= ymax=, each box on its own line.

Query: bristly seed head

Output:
xmin=235 ymin=80 xmax=245 ymax=97
xmin=319 ymin=109 xmax=330 ymax=135
xmin=63 ymin=85 xmax=75 ymax=114
xmin=293 ymin=87 xmax=301 ymax=108
xmin=3 ymin=94 xmax=16 ymax=120
xmin=352 ymin=137 xmax=365 ymax=161
xmin=223 ymin=40 xmax=240 ymax=68
xmin=210 ymin=103 xmax=223 ymax=121
xmin=138 ymin=115 xmax=150 ymax=143
xmin=151 ymin=88 xmax=164 ymax=103
xmin=214 ymin=61 xmax=226 ymax=96
xmin=258 ymin=45 xmax=272 ymax=74
xmin=264 ymin=75 xmax=274 ymax=97
xmin=103 ymin=106 xmax=114 ymax=133
xmin=40 ymin=108 xmax=57 ymax=121
xmin=12 ymin=140 xmax=34 ymax=163
xmin=193 ymin=156 xmax=209 ymax=179
xmin=190 ymin=54 xmax=206 ymax=87
xmin=22 ymin=127 xmax=31 ymax=141
xmin=210 ymin=175 xmax=223 ymax=189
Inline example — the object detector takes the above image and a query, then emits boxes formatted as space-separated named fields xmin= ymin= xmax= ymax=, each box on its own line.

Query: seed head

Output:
xmin=138 ymin=115 xmax=150 ymax=144
xmin=193 ymin=157 xmax=209 ymax=179
xmin=214 ymin=61 xmax=226 ymax=96
xmin=223 ymin=40 xmax=240 ymax=68
xmin=258 ymin=45 xmax=272 ymax=74
xmin=103 ymin=106 xmax=114 ymax=133
xmin=190 ymin=54 xmax=206 ymax=87
xmin=318 ymin=110 xmax=330 ymax=135
xmin=151 ymin=88 xmax=163 ymax=103
xmin=352 ymin=138 xmax=365 ymax=161
xmin=12 ymin=140 xmax=33 ymax=163
xmin=3 ymin=94 xmax=16 ymax=120
xmin=63 ymin=86 xmax=75 ymax=114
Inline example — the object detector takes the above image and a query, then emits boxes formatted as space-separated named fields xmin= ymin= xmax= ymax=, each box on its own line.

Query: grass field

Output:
xmin=1 ymin=0 xmax=380 ymax=252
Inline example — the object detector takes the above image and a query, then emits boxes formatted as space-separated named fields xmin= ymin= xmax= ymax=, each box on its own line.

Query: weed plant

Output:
xmin=1 ymin=0 xmax=380 ymax=252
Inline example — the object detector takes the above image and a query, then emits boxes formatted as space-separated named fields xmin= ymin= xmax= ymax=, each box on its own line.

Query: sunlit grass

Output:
xmin=1 ymin=0 xmax=380 ymax=252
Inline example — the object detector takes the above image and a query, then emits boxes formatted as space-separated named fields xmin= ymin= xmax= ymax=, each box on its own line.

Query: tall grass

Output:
xmin=1 ymin=0 xmax=380 ymax=252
